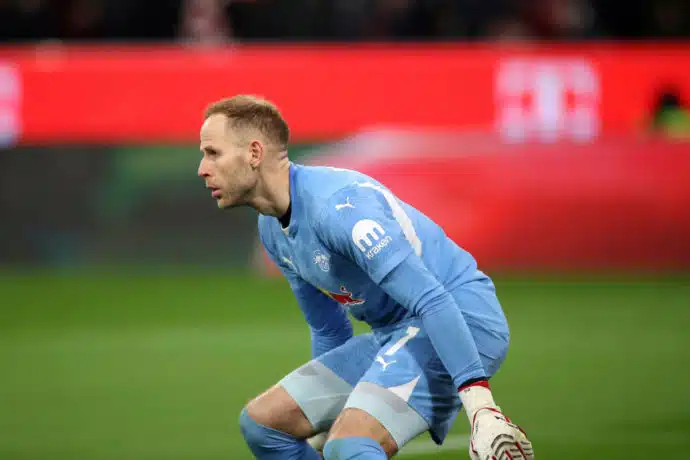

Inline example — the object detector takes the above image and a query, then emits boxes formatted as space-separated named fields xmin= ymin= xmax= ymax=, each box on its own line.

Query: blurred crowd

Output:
xmin=0 ymin=0 xmax=688 ymax=43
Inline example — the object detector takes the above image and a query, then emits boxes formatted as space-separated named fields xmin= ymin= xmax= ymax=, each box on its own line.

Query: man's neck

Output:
xmin=248 ymin=160 xmax=291 ymax=217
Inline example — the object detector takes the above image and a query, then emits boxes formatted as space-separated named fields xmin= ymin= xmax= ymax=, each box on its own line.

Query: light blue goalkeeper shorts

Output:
xmin=280 ymin=285 xmax=509 ymax=448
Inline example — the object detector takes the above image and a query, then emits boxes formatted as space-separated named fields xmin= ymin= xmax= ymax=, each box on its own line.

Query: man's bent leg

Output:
xmin=240 ymin=334 xmax=380 ymax=459
xmin=323 ymin=321 xmax=456 ymax=459
xmin=240 ymin=385 xmax=321 ymax=459
xmin=323 ymin=408 xmax=400 ymax=459
xmin=322 ymin=377 xmax=431 ymax=460
xmin=244 ymin=385 xmax=314 ymax=438
xmin=280 ymin=334 xmax=380 ymax=434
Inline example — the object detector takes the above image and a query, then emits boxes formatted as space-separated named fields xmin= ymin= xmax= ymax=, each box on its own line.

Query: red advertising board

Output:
xmin=0 ymin=43 xmax=689 ymax=143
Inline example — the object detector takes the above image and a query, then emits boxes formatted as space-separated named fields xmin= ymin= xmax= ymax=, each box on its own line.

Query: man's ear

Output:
xmin=249 ymin=140 xmax=264 ymax=169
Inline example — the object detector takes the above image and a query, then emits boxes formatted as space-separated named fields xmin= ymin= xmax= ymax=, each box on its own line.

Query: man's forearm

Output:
xmin=310 ymin=322 xmax=353 ymax=358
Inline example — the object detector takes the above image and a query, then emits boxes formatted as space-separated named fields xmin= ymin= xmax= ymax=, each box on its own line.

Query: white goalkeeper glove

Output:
xmin=468 ymin=407 xmax=534 ymax=460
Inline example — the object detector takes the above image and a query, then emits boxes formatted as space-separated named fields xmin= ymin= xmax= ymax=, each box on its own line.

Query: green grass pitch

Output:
xmin=1 ymin=270 xmax=689 ymax=459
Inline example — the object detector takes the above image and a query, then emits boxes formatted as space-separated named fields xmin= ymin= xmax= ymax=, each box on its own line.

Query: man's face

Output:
xmin=198 ymin=114 xmax=257 ymax=209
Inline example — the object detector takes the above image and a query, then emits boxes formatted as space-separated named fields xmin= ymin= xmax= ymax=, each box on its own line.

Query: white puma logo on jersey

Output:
xmin=335 ymin=197 xmax=355 ymax=211
xmin=376 ymin=355 xmax=396 ymax=371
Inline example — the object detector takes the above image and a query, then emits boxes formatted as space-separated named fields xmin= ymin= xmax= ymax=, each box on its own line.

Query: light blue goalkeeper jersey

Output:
xmin=259 ymin=162 xmax=508 ymax=390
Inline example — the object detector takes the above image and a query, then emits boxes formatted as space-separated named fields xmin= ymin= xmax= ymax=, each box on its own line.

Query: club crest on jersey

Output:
xmin=319 ymin=285 xmax=366 ymax=306
xmin=312 ymin=250 xmax=330 ymax=272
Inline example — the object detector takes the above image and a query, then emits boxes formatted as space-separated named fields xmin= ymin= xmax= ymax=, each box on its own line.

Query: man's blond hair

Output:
xmin=204 ymin=95 xmax=290 ymax=151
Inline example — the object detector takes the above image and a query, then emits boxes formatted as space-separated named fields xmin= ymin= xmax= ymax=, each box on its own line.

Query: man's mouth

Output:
xmin=207 ymin=186 xmax=221 ymax=198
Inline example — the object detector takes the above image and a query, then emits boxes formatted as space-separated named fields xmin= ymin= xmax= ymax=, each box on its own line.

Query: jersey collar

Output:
xmin=282 ymin=162 xmax=300 ymax=237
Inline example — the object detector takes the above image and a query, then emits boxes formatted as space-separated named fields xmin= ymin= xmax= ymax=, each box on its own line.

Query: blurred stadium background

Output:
xmin=1 ymin=1 xmax=689 ymax=459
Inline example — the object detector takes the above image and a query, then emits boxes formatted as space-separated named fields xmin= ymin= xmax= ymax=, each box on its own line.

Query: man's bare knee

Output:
xmin=328 ymin=408 xmax=398 ymax=458
xmin=244 ymin=384 xmax=314 ymax=438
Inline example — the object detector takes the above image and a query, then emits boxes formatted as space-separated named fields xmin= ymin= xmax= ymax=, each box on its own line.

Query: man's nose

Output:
xmin=198 ymin=159 xmax=209 ymax=177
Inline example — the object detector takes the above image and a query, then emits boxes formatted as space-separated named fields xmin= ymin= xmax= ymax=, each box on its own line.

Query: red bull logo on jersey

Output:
xmin=318 ymin=285 xmax=366 ymax=306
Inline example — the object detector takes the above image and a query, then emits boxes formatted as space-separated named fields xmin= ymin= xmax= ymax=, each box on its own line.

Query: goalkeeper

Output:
xmin=198 ymin=95 xmax=534 ymax=459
